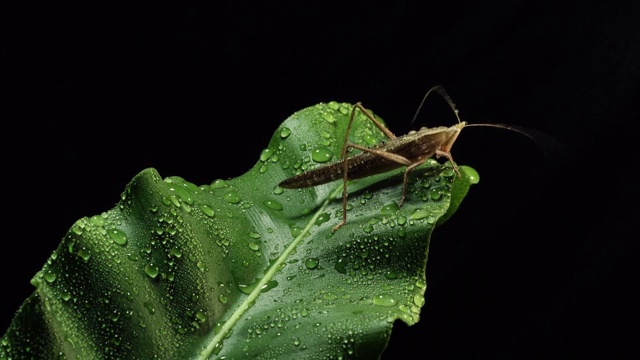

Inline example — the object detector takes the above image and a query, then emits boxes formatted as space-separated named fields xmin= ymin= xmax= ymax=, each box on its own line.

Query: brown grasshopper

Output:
xmin=279 ymin=86 xmax=525 ymax=231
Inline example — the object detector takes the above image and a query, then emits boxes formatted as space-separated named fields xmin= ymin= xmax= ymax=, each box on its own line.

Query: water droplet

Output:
xmin=238 ymin=283 xmax=256 ymax=295
xmin=460 ymin=165 xmax=480 ymax=184
xmin=373 ymin=294 xmax=397 ymax=307
xmin=249 ymin=232 xmax=261 ymax=239
xmin=410 ymin=208 xmax=430 ymax=220
xmin=261 ymin=280 xmax=278 ymax=293
xmin=315 ymin=212 xmax=331 ymax=226
xmin=170 ymin=195 xmax=181 ymax=207
xmin=108 ymin=229 xmax=128 ymax=246
xmin=279 ymin=127 xmax=292 ymax=139
xmin=90 ymin=215 xmax=105 ymax=227
xmin=210 ymin=179 xmax=228 ymax=189
xmin=144 ymin=301 xmax=156 ymax=315
xmin=196 ymin=311 xmax=207 ymax=322
xmin=380 ymin=202 xmax=400 ymax=215
xmin=290 ymin=226 xmax=303 ymax=238
xmin=334 ymin=258 xmax=347 ymax=274
xmin=199 ymin=204 xmax=215 ymax=217
xmin=273 ymin=185 xmax=284 ymax=195
xmin=248 ymin=241 xmax=260 ymax=251
xmin=429 ymin=188 xmax=443 ymax=201
xmin=440 ymin=168 xmax=456 ymax=178
xmin=413 ymin=294 xmax=425 ymax=307
xmin=305 ymin=258 xmax=319 ymax=269
xmin=264 ymin=199 xmax=283 ymax=211
xmin=77 ymin=248 xmax=91 ymax=262
xmin=223 ymin=190 xmax=241 ymax=204
xmin=260 ymin=148 xmax=273 ymax=162
xmin=145 ymin=263 xmax=159 ymax=278
xmin=328 ymin=101 xmax=340 ymax=110
xmin=43 ymin=270 xmax=57 ymax=283
xmin=323 ymin=292 xmax=338 ymax=301
xmin=170 ymin=247 xmax=182 ymax=258
xmin=384 ymin=270 xmax=398 ymax=280
xmin=311 ymin=146 xmax=334 ymax=163
xmin=72 ymin=225 xmax=83 ymax=235
xmin=218 ymin=294 xmax=228 ymax=304
xmin=321 ymin=112 xmax=336 ymax=123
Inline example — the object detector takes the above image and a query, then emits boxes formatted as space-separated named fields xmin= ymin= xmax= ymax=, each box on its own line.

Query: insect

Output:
xmin=279 ymin=86 xmax=531 ymax=231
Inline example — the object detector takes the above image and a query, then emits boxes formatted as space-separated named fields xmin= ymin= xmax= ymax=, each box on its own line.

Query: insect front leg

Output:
xmin=333 ymin=143 xmax=415 ymax=231
xmin=435 ymin=149 xmax=461 ymax=177
xmin=333 ymin=103 xmax=398 ymax=231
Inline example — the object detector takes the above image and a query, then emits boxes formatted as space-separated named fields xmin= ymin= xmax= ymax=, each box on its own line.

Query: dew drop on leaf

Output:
xmin=260 ymin=148 xmax=273 ymax=162
xmin=145 ymin=263 xmax=159 ymax=279
xmin=380 ymin=202 xmax=399 ymax=215
xmin=199 ymin=204 xmax=215 ymax=217
xmin=279 ymin=127 xmax=292 ymax=139
xmin=372 ymin=294 xmax=397 ymax=307
xmin=311 ymin=146 xmax=334 ymax=163
xmin=77 ymin=248 xmax=91 ymax=262
xmin=223 ymin=191 xmax=241 ymax=204
xmin=304 ymin=258 xmax=319 ymax=269
xmin=248 ymin=242 xmax=260 ymax=251
xmin=460 ymin=165 xmax=480 ymax=184
xmin=410 ymin=208 xmax=430 ymax=220
xmin=107 ymin=229 xmax=128 ymax=246
xmin=264 ymin=199 xmax=283 ymax=211
xmin=315 ymin=212 xmax=331 ymax=226
xmin=210 ymin=179 xmax=228 ymax=189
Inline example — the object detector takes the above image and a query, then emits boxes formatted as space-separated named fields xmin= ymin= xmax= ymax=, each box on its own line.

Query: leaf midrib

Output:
xmin=197 ymin=185 xmax=343 ymax=359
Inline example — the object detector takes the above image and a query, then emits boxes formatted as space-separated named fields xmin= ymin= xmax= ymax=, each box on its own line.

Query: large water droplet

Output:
xmin=43 ymin=269 xmax=57 ymax=283
xmin=210 ymin=179 xmax=228 ymax=189
xmin=410 ymin=208 xmax=430 ymax=220
xmin=90 ymin=215 xmax=105 ymax=227
xmin=334 ymin=258 xmax=347 ymax=274
xmin=373 ymin=294 xmax=397 ymax=307
xmin=380 ymin=202 xmax=400 ymax=215
xmin=460 ymin=165 xmax=480 ymax=184
xmin=279 ymin=127 xmax=292 ymax=139
xmin=260 ymin=148 xmax=273 ymax=162
xmin=199 ymin=204 xmax=215 ymax=217
xmin=328 ymin=101 xmax=340 ymax=110
xmin=315 ymin=212 xmax=331 ymax=226
xmin=321 ymin=112 xmax=336 ymax=124
xmin=305 ymin=258 xmax=319 ymax=269
xmin=77 ymin=248 xmax=91 ymax=262
xmin=223 ymin=190 xmax=241 ymax=204
xmin=248 ymin=241 xmax=260 ymax=251
xmin=108 ymin=229 xmax=128 ymax=246
xmin=311 ymin=146 xmax=333 ymax=163
xmin=290 ymin=226 xmax=303 ymax=238
xmin=264 ymin=199 xmax=283 ymax=211
xmin=145 ymin=263 xmax=159 ymax=279
xmin=261 ymin=280 xmax=278 ymax=293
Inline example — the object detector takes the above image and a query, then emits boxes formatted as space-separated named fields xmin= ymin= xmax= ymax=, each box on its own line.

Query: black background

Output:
xmin=2 ymin=2 xmax=639 ymax=359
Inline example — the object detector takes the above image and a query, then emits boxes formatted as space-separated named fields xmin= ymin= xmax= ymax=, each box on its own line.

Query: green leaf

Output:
xmin=1 ymin=102 xmax=476 ymax=359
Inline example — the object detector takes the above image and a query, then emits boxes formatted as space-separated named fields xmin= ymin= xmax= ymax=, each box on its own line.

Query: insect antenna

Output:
xmin=411 ymin=85 xmax=462 ymax=126
xmin=464 ymin=123 xmax=569 ymax=160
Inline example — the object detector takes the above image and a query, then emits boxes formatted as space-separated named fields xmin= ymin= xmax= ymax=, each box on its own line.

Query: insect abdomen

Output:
xmin=278 ymin=162 xmax=345 ymax=189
